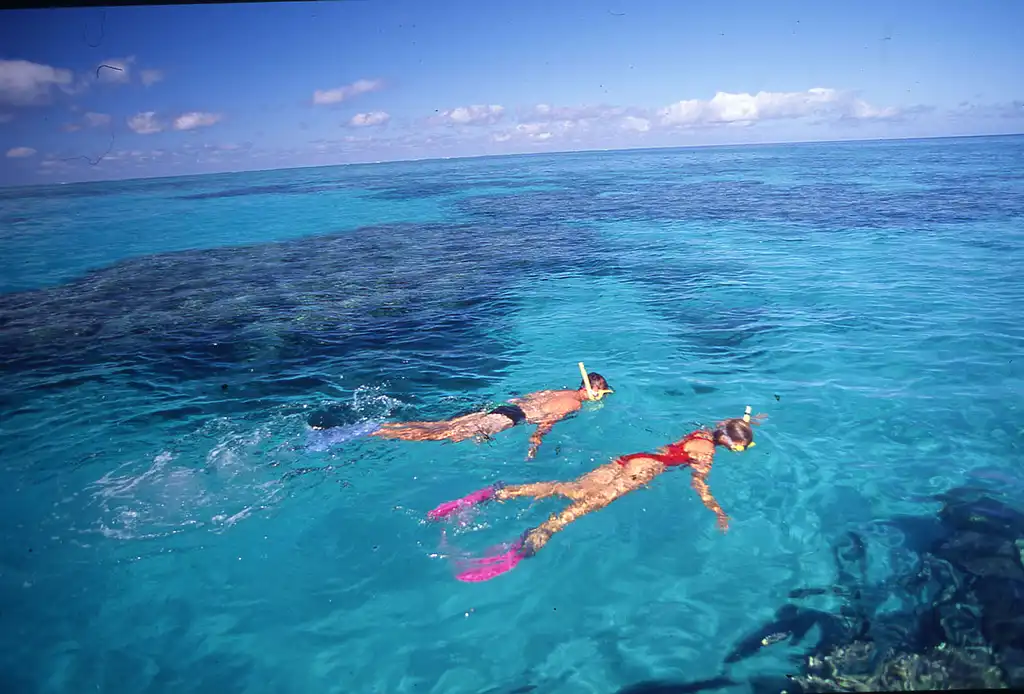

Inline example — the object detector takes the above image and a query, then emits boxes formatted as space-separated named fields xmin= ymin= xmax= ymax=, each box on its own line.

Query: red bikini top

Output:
xmin=615 ymin=429 xmax=714 ymax=468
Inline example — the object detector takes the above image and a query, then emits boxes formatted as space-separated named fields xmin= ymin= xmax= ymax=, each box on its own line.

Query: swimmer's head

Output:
xmin=713 ymin=417 xmax=756 ymax=452
xmin=308 ymin=409 xmax=345 ymax=431
xmin=578 ymin=372 xmax=613 ymax=401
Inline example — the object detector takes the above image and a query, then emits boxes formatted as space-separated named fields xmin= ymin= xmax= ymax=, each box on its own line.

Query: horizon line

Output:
xmin=8 ymin=130 xmax=1024 ymax=190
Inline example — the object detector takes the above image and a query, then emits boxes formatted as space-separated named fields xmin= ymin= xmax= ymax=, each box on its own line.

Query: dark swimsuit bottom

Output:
xmin=615 ymin=429 xmax=714 ymax=467
xmin=489 ymin=404 xmax=528 ymax=426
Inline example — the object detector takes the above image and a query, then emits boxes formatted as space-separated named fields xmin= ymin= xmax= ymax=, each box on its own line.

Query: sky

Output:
xmin=1 ymin=0 xmax=1022 ymax=185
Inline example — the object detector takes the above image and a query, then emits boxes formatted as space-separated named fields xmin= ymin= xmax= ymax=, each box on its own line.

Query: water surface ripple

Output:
xmin=1 ymin=136 xmax=1023 ymax=694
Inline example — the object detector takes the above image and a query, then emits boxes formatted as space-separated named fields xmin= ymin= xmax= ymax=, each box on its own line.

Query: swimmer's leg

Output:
xmin=379 ymin=411 xmax=487 ymax=432
xmin=378 ymin=413 xmax=499 ymax=443
xmin=455 ymin=492 xmax=610 ymax=582
xmin=426 ymin=480 xmax=575 ymax=522
xmin=373 ymin=422 xmax=448 ymax=441
xmin=495 ymin=481 xmax=576 ymax=501
xmin=445 ymin=414 xmax=513 ymax=443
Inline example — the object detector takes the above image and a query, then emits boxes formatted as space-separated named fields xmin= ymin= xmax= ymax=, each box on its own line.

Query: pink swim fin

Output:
xmin=427 ymin=483 xmax=503 ymax=521
xmin=454 ymin=536 xmax=528 ymax=582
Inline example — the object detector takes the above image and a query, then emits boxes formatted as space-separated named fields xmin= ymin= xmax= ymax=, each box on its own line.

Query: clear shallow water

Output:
xmin=1 ymin=135 xmax=1023 ymax=693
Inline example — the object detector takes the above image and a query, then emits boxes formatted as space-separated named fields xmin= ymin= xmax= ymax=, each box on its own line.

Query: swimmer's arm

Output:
xmin=526 ymin=419 xmax=559 ymax=459
xmin=690 ymin=465 xmax=729 ymax=532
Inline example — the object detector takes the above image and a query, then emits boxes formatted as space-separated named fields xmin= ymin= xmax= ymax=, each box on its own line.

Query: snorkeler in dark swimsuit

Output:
xmin=366 ymin=367 xmax=613 ymax=459
xmin=303 ymin=364 xmax=611 ymax=458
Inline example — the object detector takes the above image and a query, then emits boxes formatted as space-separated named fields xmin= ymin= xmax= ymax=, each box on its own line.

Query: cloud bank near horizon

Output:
xmin=2 ymin=55 xmax=1021 ymax=183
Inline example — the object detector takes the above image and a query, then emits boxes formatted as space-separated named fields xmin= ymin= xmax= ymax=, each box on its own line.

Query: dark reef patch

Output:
xmin=455 ymin=175 xmax=1024 ymax=229
xmin=0 ymin=218 xmax=625 ymax=423
xmin=719 ymin=486 xmax=1024 ymax=691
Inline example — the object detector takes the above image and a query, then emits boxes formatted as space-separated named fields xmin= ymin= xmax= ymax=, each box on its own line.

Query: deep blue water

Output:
xmin=1 ymin=136 xmax=1023 ymax=694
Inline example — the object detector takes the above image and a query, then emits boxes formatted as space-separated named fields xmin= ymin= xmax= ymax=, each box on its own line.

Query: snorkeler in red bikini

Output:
xmin=427 ymin=407 xmax=765 ymax=582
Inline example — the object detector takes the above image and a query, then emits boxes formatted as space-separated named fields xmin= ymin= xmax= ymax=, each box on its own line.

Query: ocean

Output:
xmin=1 ymin=135 xmax=1023 ymax=693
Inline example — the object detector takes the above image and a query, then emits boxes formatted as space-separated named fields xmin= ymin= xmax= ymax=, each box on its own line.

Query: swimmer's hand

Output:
xmin=526 ymin=421 xmax=556 ymax=460
xmin=523 ymin=527 xmax=553 ymax=555
xmin=716 ymin=512 xmax=730 ymax=533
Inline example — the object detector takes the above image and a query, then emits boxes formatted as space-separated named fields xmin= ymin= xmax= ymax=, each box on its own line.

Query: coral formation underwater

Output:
xmin=733 ymin=486 xmax=1024 ymax=692
xmin=620 ymin=486 xmax=1024 ymax=693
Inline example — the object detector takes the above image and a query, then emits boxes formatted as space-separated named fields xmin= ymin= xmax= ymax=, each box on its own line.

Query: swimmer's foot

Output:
xmin=427 ymin=483 xmax=504 ymax=521
xmin=306 ymin=421 xmax=383 ymax=451
xmin=454 ymin=533 xmax=529 ymax=582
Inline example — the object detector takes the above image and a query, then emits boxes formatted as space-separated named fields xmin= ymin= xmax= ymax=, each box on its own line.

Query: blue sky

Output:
xmin=1 ymin=0 xmax=1022 ymax=185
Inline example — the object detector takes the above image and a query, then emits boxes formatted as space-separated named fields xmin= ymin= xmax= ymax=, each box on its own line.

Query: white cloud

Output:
xmin=844 ymin=99 xmax=900 ymax=120
xmin=996 ymin=101 xmax=1024 ymax=118
xmin=530 ymin=104 xmax=627 ymax=121
xmin=6 ymin=146 xmax=36 ymax=158
xmin=349 ymin=111 xmax=390 ymax=127
xmin=84 ymin=112 xmax=111 ymax=127
xmin=91 ymin=59 xmax=165 ymax=89
xmin=439 ymin=104 xmax=504 ymax=126
xmin=622 ymin=116 xmax=651 ymax=132
xmin=61 ymin=112 xmax=110 ymax=132
xmin=173 ymin=111 xmax=223 ymax=131
xmin=141 ymin=69 xmax=164 ymax=87
xmin=313 ymin=79 xmax=382 ymax=105
xmin=950 ymin=100 xmax=1023 ymax=120
xmin=493 ymin=115 xmax=591 ymax=144
xmin=128 ymin=111 xmax=163 ymax=134
xmin=0 ymin=59 xmax=74 ymax=106
xmin=515 ymin=103 xmax=652 ymax=140
xmin=124 ymin=148 xmax=172 ymax=163
xmin=515 ymin=122 xmax=547 ymax=135
xmin=503 ymin=93 xmax=903 ymax=142
xmin=657 ymin=88 xmax=899 ymax=127
xmin=96 ymin=56 xmax=135 ymax=84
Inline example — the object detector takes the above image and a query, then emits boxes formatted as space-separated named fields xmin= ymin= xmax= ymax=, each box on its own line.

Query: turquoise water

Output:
xmin=1 ymin=135 xmax=1023 ymax=693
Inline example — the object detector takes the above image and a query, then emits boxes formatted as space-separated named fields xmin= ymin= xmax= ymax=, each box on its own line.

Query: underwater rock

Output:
xmin=725 ymin=488 xmax=1024 ymax=691
xmin=789 ymin=640 xmax=1006 ymax=692
xmin=613 ymin=676 xmax=735 ymax=694
xmin=935 ymin=529 xmax=1024 ymax=581
xmin=724 ymin=603 xmax=862 ymax=665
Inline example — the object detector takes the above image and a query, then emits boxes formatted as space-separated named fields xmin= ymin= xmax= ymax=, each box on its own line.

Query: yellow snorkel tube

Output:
xmin=578 ymin=362 xmax=613 ymax=401
xmin=729 ymin=405 xmax=757 ymax=452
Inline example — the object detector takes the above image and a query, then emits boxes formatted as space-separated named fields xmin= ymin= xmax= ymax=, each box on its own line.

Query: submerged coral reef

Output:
xmin=791 ymin=639 xmax=1004 ymax=691
xmin=723 ymin=486 xmax=1024 ymax=692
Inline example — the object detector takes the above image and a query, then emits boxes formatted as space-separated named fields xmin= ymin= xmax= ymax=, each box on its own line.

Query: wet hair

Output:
xmin=713 ymin=418 xmax=754 ymax=449
xmin=308 ymin=409 xmax=345 ymax=430
xmin=579 ymin=372 xmax=610 ymax=393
